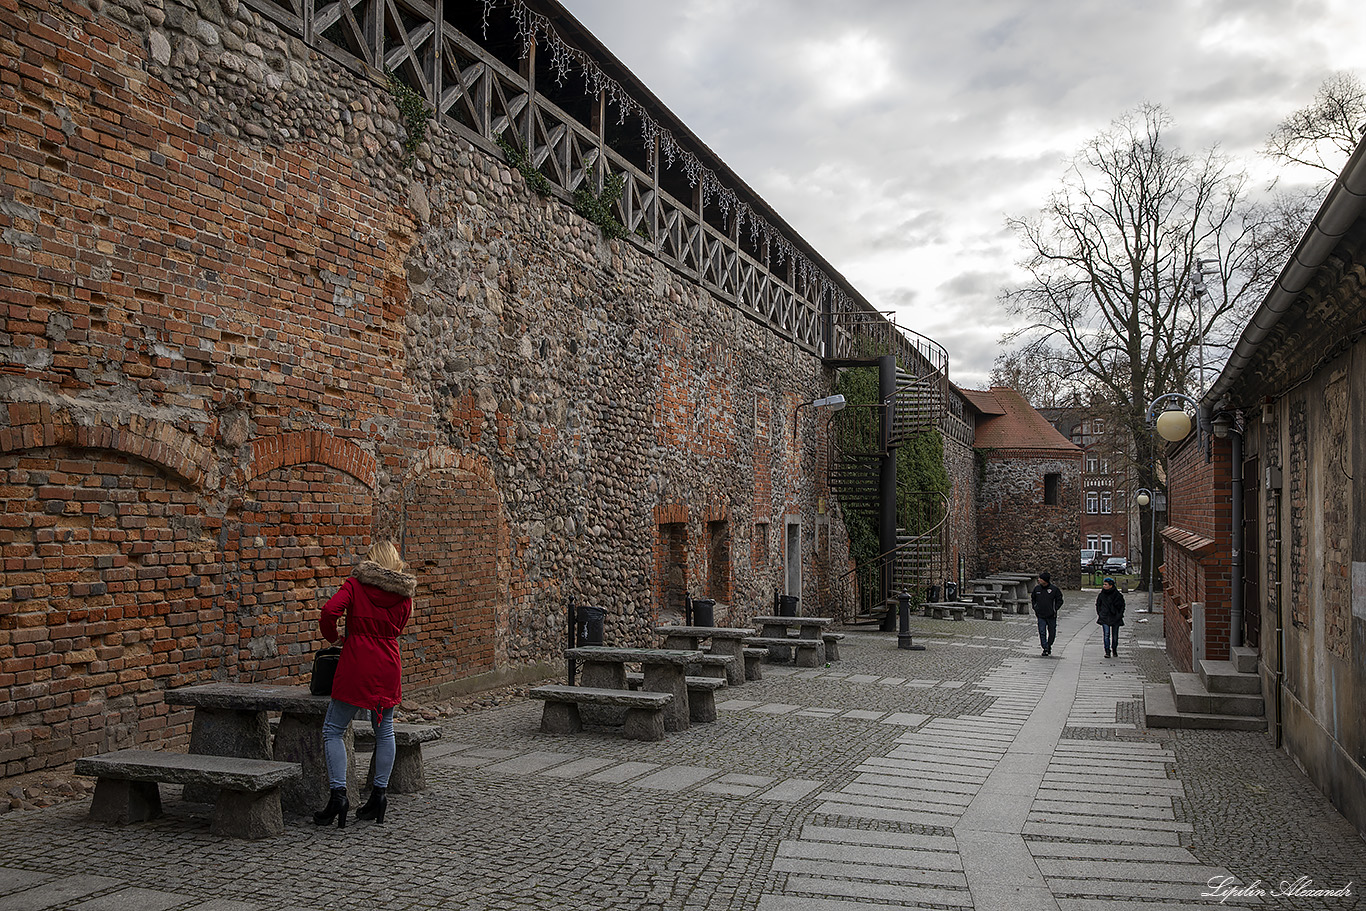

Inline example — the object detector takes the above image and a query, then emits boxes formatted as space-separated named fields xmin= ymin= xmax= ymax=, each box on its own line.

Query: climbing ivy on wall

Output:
xmin=833 ymin=366 xmax=950 ymax=571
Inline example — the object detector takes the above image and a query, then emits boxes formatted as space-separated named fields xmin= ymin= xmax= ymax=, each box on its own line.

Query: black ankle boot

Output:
xmin=355 ymin=785 xmax=387 ymax=823
xmin=313 ymin=787 xmax=348 ymax=828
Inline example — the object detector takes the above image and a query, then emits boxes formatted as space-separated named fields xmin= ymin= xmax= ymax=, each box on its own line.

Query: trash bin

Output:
xmin=926 ymin=584 xmax=940 ymax=603
xmin=578 ymin=605 xmax=606 ymax=646
xmin=778 ymin=594 xmax=799 ymax=617
xmin=943 ymin=581 xmax=958 ymax=601
xmin=690 ymin=598 xmax=716 ymax=627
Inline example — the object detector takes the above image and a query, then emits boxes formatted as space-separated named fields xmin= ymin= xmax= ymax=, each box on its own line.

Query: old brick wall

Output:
xmin=1161 ymin=433 xmax=1232 ymax=671
xmin=0 ymin=0 xmax=853 ymax=777
xmin=975 ymin=449 xmax=1080 ymax=588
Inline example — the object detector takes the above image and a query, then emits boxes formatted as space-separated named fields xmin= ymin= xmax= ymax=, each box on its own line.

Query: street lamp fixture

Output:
xmin=792 ymin=394 xmax=846 ymax=439
xmin=1148 ymin=391 xmax=1200 ymax=442
xmin=1135 ymin=487 xmax=1156 ymax=613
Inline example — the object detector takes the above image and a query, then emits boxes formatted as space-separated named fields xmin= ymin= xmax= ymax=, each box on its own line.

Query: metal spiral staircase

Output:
xmin=825 ymin=309 xmax=952 ymax=625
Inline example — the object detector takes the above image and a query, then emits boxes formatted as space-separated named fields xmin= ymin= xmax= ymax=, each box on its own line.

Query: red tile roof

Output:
xmin=966 ymin=387 xmax=1082 ymax=453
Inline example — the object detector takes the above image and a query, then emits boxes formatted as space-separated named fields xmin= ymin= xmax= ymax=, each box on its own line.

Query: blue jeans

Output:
xmin=1036 ymin=616 xmax=1056 ymax=652
xmin=322 ymin=699 xmax=395 ymax=790
xmin=1102 ymin=624 xmax=1119 ymax=652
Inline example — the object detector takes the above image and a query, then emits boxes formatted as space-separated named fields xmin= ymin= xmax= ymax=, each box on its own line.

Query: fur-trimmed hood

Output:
xmin=353 ymin=561 xmax=417 ymax=598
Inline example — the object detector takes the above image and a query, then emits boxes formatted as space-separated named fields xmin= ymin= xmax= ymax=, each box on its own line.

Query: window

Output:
xmin=1100 ymin=535 xmax=1113 ymax=555
xmin=1100 ymin=491 xmax=1112 ymax=514
xmin=1093 ymin=419 xmax=1106 ymax=434
xmin=1086 ymin=491 xmax=1099 ymax=514
xmin=1086 ymin=535 xmax=1099 ymax=549
xmin=1044 ymin=473 xmax=1061 ymax=505
xmin=707 ymin=520 xmax=730 ymax=601
xmin=1086 ymin=454 xmax=1099 ymax=473
xmin=1099 ymin=457 xmax=1110 ymax=473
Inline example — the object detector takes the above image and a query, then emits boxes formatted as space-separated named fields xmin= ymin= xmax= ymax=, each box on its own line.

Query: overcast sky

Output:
xmin=554 ymin=0 xmax=1364 ymax=389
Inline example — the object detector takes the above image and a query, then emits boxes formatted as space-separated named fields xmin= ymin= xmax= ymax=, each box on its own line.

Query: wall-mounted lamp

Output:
xmin=1147 ymin=392 xmax=1201 ymax=443
xmin=792 ymin=394 xmax=847 ymax=439
xmin=1210 ymin=411 xmax=1240 ymax=439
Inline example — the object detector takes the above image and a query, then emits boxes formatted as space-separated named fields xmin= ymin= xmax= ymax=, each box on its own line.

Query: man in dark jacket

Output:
xmin=1031 ymin=572 xmax=1063 ymax=657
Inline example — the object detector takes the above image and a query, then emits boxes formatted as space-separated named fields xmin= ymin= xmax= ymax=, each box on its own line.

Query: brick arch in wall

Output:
xmin=399 ymin=448 xmax=506 ymax=689
xmin=0 ymin=429 xmax=224 ymax=775
xmin=0 ymin=405 xmax=218 ymax=489
xmin=224 ymin=431 xmax=379 ymax=683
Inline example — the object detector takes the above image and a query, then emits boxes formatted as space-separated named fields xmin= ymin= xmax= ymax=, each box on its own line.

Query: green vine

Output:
xmin=386 ymin=71 xmax=432 ymax=166
xmin=833 ymin=366 xmax=950 ymax=579
xmin=572 ymin=167 xmax=628 ymax=240
xmin=495 ymin=134 xmax=554 ymax=197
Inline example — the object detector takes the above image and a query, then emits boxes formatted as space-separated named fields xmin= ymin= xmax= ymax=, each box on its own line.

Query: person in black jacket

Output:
xmin=1096 ymin=577 xmax=1126 ymax=658
xmin=1031 ymin=572 xmax=1063 ymax=656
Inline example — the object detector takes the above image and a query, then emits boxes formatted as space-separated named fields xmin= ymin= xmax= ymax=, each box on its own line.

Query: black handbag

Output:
xmin=309 ymin=645 xmax=343 ymax=696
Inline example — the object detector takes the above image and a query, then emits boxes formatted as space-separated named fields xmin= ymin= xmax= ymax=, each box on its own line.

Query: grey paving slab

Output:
xmin=814 ymin=799 xmax=961 ymax=827
xmin=71 ymin=887 xmax=188 ymax=911
xmin=798 ymin=825 xmax=958 ymax=853
xmin=181 ymin=902 xmax=264 ymax=911
xmin=778 ymin=839 xmax=963 ymax=871
xmin=536 ymin=756 xmax=618 ymax=779
xmin=957 ymin=831 xmax=1058 ymax=911
xmin=697 ymin=773 xmax=775 ymax=797
xmin=584 ymin=761 xmax=659 ymax=783
xmin=0 ymin=876 xmax=124 ymax=911
xmin=756 ymin=897 xmax=917 ymax=911
xmin=755 ymin=779 xmax=824 ymax=802
xmin=1035 ymin=858 xmax=1233 ymax=883
xmin=1021 ymin=821 xmax=1184 ymax=845
xmin=716 ymin=699 xmax=764 ymax=711
xmin=1025 ymin=841 xmax=1204 ymax=863
xmin=839 ymin=709 xmax=884 ymax=720
xmin=0 ymin=870 xmax=54 ymax=894
xmin=480 ymin=750 xmax=580 ymax=774
xmin=878 ymin=712 xmax=928 ymax=726
xmin=770 ymin=856 xmax=967 ymax=888
xmin=753 ymin=703 xmax=803 ymax=715
xmin=1047 ymin=878 xmax=1251 ymax=901
xmin=631 ymin=765 xmax=716 ymax=791
xmin=1031 ymin=797 xmax=1175 ymax=820
xmin=782 ymin=874 xmax=973 ymax=907
xmin=1028 ymin=810 xmax=1193 ymax=832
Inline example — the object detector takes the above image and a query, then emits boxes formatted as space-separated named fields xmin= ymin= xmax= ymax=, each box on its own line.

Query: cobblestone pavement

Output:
xmin=1 ymin=593 xmax=1362 ymax=910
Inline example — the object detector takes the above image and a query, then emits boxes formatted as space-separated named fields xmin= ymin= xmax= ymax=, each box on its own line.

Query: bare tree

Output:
xmin=1000 ymin=104 xmax=1295 ymax=586
xmin=1264 ymin=71 xmax=1366 ymax=182
xmin=988 ymin=346 xmax=1073 ymax=408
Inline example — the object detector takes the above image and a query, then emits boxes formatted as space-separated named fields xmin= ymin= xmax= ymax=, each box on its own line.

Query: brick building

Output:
xmin=963 ymin=388 xmax=1083 ymax=587
xmin=1163 ymin=133 xmax=1366 ymax=835
xmin=1041 ymin=407 xmax=1139 ymax=566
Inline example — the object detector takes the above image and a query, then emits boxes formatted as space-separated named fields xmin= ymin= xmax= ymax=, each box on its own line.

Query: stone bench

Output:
xmin=686 ymin=653 xmax=737 ymax=682
xmin=626 ymin=673 xmax=728 ymax=723
xmin=741 ymin=648 xmax=766 ymax=681
xmin=529 ymin=685 xmax=673 ymax=741
xmin=75 ymin=749 xmax=301 ymax=839
xmin=926 ymin=603 xmax=966 ymax=621
xmin=969 ymin=604 xmax=1005 ymax=621
xmin=747 ymin=636 xmax=824 ymax=667
xmin=353 ymin=723 xmax=441 ymax=793
xmin=822 ymin=632 xmax=845 ymax=661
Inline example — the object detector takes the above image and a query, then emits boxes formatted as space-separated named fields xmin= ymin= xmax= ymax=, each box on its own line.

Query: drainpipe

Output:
xmin=1230 ymin=427 xmax=1243 ymax=651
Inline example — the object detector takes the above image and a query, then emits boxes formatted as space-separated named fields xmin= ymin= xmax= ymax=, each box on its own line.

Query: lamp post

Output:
xmin=1143 ymin=391 xmax=1202 ymax=615
xmin=792 ymin=394 xmax=846 ymax=440
xmin=1135 ymin=488 xmax=1156 ymax=613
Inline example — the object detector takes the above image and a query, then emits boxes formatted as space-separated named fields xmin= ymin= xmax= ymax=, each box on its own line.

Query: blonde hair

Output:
xmin=367 ymin=540 xmax=408 ymax=573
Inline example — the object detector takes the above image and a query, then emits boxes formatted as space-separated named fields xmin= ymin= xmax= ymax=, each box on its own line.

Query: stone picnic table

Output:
xmin=655 ymin=626 xmax=755 ymax=685
xmin=164 ymin=682 xmax=356 ymax=816
xmin=749 ymin=616 xmax=833 ymax=666
xmin=563 ymin=646 xmax=702 ymax=733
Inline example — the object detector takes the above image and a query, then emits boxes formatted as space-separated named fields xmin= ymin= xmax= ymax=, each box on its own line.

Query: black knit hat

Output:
xmin=1039 ymin=572 xmax=1050 ymax=583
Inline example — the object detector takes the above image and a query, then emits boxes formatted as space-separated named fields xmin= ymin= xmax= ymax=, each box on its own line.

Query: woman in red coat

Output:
xmin=313 ymin=540 xmax=415 ymax=828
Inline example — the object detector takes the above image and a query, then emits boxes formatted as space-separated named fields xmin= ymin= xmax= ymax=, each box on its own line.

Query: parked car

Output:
xmin=1081 ymin=549 xmax=1100 ymax=571
xmin=1103 ymin=556 xmax=1130 ymax=574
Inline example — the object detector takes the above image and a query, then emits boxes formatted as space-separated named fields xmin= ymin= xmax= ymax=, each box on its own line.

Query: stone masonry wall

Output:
xmin=976 ymin=450 xmax=1081 ymax=589
xmin=0 ymin=0 xmax=850 ymax=777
